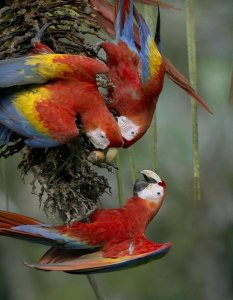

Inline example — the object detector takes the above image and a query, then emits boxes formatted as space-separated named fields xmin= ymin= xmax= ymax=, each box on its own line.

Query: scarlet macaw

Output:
xmin=0 ymin=170 xmax=171 ymax=273
xmin=0 ymin=53 xmax=123 ymax=149
xmin=90 ymin=0 xmax=212 ymax=107
xmin=100 ymin=0 xmax=211 ymax=147
xmin=100 ymin=0 xmax=165 ymax=147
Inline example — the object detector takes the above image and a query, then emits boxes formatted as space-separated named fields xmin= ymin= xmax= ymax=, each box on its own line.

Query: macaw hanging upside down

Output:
xmin=0 ymin=52 xmax=123 ymax=149
xmin=0 ymin=170 xmax=171 ymax=274
xmin=101 ymin=0 xmax=212 ymax=148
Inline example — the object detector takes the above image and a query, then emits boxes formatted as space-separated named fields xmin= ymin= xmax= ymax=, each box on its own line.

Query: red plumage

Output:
xmin=90 ymin=0 xmax=212 ymax=114
xmin=0 ymin=170 xmax=171 ymax=273
xmin=102 ymin=41 xmax=163 ymax=147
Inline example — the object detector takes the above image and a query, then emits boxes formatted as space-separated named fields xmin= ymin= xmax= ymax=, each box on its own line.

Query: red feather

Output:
xmin=0 ymin=175 xmax=170 ymax=273
xmin=90 ymin=0 xmax=212 ymax=114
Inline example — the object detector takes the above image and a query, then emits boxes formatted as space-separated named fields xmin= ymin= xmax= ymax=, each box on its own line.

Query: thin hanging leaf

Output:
xmin=185 ymin=0 xmax=201 ymax=201
xmin=87 ymin=275 xmax=106 ymax=300
xmin=229 ymin=64 xmax=233 ymax=104
xmin=116 ymin=151 xmax=124 ymax=207
xmin=144 ymin=6 xmax=158 ymax=170
xmin=0 ymin=159 xmax=8 ymax=210
xmin=128 ymin=148 xmax=137 ymax=183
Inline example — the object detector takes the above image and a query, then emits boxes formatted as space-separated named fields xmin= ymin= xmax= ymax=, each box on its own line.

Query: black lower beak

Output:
xmin=133 ymin=179 xmax=150 ymax=195
xmin=142 ymin=174 xmax=157 ymax=184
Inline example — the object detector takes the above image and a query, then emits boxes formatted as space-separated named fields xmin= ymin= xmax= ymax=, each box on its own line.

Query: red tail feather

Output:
xmin=0 ymin=210 xmax=40 ymax=229
xmin=116 ymin=0 xmax=131 ymax=27
xmin=163 ymin=57 xmax=213 ymax=114
xmin=90 ymin=0 xmax=180 ymax=34
xmin=135 ymin=0 xmax=181 ymax=10
xmin=0 ymin=211 xmax=56 ymax=245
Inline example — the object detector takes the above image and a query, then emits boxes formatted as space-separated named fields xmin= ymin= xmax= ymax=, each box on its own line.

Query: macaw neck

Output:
xmin=128 ymin=98 xmax=157 ymax=132
xmin=122 ymin=196 xmax=160 ymax=234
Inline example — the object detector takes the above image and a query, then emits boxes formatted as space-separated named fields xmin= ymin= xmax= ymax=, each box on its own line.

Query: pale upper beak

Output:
xmin=140 ymin=170 xmax=162 ymax=184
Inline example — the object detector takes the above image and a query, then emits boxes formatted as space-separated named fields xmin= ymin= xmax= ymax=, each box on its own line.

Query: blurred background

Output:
xmin=0 ymin=0 xmax=232 ymax=299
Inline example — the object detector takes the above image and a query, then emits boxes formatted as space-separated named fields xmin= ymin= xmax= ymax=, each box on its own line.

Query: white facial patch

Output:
xmin=86 ymin=129 xmax=110 ymax=150
xmin=137 ymin=183 xmax=164 ymax=202
xmin=117 ymin=116 xmax=140 ymax=141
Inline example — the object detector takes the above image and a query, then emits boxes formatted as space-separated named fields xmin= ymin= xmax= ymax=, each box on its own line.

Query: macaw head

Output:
xmin=86 ymin=115 xmax=123 ymax=150
xmin=117 ymin=103 xmax=156 ymax=148
xmin=86 ymin=128 xmax=112 ymax=149
xmin=133 ymin=170 xmax=166 ymax=206
xmin=86 ymin=127 xmax=123 ymax=150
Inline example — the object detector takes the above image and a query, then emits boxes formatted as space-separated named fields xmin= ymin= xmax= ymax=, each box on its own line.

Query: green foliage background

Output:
xmin=0 ymin=0 xmax=232 ymax=299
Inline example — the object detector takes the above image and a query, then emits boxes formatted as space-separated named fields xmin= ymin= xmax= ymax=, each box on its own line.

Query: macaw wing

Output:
xmin=0 ymin=54 xmax=108 ymax=88
xmin=26 ymin=241 xmax=171 ymax=274
xmin=134 ymin=8 xmax=163 ymax=84
xmin=115 ymin=0 xmax=138 ymax=53
xmin=0 ymin=88 xmax=42 ymax=139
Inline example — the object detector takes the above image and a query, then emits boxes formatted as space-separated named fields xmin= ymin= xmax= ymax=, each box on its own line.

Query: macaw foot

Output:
xmin=92 ymin=42 xmax=102 ymax=56
xmin=31 ymin=22 xmax=54 ymax=54
xmin=24 ymin=137 xmax=60 ymax=148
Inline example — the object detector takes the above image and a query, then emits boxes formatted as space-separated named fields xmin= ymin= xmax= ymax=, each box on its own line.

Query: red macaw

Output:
xmin=90 ymin=0 xmax=212 ymax=108
xmin=100 ymin=0 xmax=165 ymax=147
xmin=0 ymin=170 xmax=171 ymax=273
xmin=0 ymin=52 xmax=123 ymax=149
xmin=99 ymin=0 xmax=211 ymax=148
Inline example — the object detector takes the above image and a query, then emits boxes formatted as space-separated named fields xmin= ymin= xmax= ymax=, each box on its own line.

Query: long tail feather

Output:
xmin=0 ymin=210 xmax=101 ymax=250
xmin=0 ymin=211 xmax=58 ymax=245
xmin=0 ymin=210 xmax=56 ymax=245
xmin=163 ymin=57 xmax=213 ymax=113
xmin=135 ymin=0 xmax=180 ymax=11
xmin=115 ymin=0 xmax=137 ymax=53
xmin=0 ymin=210 xmax=41 ymax=228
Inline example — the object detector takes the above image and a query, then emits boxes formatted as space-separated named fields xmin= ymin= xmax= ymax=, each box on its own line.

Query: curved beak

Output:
xmin=140 ymin=170 xmax=162 ymax=184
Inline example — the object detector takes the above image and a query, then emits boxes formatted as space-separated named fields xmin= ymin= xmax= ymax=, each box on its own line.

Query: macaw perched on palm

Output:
xmin=99 ymin=0 xmax=211 ymax=147
xmin=90 ymin=0 xmax=212 ymax=121
xmin=0 ymin=170 xmax=171 ymax=273
xmin=101 ymin=0 xmax=165 ymax=147
xmin=0 ymin=52 xmax=123 ymax=149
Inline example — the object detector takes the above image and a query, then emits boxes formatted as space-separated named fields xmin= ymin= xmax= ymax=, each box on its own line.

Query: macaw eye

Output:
xmin=157 ymin=192 xmax=161 ymax=196
xmin=86 ymin=129 xmax=109 ymax=149
xmin=117 ymin=116 xmax=140 ymax=141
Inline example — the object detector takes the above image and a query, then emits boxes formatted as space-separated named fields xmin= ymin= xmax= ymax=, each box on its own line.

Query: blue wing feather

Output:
xmin=0 ymin=88 xmax=59 ymax=147
xmin=136 ymin=13 xmax=153 ymax=82
xmin=13 ymin=224 xmax=99 ymax=250
xmin=0 ymin=57 xmax=46 ymax=88
xmin=116 ymin=0 xmax=138 ymax=53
